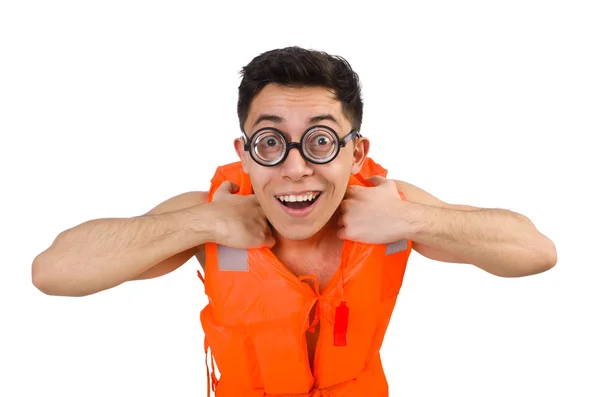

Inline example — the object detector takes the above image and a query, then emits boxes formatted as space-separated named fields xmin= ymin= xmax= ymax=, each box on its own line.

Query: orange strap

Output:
xmin=298 ymin=274 xmax=320 ymax=295
xmin=204 ymin=337 xmax=218 ymax=396
xmin=205 ymin=352 xmax=210 ymax=397
xmin=298 ymin=275 xmax=321 ymax=333
xmin=199 ymin=265 xmax=210 ymax=394
xmin=307 ymin=303 xmax=321 ymax=334
xmin=266 ymin=377 xmax=356 ymax=396
xmin=211 ymin=354 xmax=217 ymax=390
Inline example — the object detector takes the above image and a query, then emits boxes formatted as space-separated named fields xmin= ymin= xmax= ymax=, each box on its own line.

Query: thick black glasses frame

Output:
xmin=242 ymin=125 xmax=362 ymax=167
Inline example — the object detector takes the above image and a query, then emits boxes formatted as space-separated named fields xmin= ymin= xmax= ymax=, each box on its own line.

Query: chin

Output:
xmin=268 ymin=211 xmax=334 ymax=241
xmin=274 ymin=225 xmax=322 ymax=241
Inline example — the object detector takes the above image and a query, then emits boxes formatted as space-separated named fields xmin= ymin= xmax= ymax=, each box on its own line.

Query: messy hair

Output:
xmin=237 ymin=46 xmax=363 ymax=133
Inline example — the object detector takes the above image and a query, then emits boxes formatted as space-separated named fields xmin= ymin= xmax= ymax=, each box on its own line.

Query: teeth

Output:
xmin=276 ymin=193 xmax=320 ymax=202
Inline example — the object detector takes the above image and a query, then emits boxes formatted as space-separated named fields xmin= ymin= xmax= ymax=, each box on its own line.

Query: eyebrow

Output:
xmin=252 ymin=113 xmax=342 ymax=129
xmin=309 ymin=114 xmax=341 ymax=128
xmin=252 ymin=114 xmax=283 ymax=127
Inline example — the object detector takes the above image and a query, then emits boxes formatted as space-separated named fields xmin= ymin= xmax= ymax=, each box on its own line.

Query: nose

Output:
xmin=280 ymin=147 xmax=313 ymax=181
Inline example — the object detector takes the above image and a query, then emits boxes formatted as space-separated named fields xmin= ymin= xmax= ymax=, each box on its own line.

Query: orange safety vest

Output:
xmin=197 ymin=157 xmax=412 ymax=396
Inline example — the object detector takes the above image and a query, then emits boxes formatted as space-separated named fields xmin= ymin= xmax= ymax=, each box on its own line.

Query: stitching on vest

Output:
xmin=385 ymin=240 xmax=408 ymax=256
xmin=217 ymin=245 xmax=249 ymax=271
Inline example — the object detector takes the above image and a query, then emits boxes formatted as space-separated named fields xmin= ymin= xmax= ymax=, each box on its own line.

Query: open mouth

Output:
xmin=275 ymin=191 xmax=322 ymax=211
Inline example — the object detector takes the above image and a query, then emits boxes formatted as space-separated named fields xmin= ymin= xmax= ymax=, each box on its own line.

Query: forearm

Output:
xmin=408 ymin=204 xmax=557 ymax=277
xmin=32 ymin=205 xmax=215 ymax=296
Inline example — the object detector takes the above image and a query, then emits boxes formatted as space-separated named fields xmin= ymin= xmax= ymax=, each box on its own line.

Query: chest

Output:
xmin=276 ymin=253 xmax=341 ymax=293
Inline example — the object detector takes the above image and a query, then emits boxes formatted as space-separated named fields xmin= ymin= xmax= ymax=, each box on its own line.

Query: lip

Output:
xmin=274 ymin=190 xmax=322 ymax=197
xmin=275 ymin=192 xmax=323 ymax=218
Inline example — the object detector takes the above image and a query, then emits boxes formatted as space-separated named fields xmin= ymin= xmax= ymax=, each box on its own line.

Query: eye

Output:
xmin=253 ymin=131 xmax=284 ymax=161
xmin=308 ymin=133 xmax=333 ymax=147
xmin=258 ymin=136 xmax=283 ymax=153
xmin=315 ymin=136 xmax=331 ymax=145
xmin=305 ymin=130 xmax=336 ymax=160
xmin=265 ymin=137 xmax=278 ymax=147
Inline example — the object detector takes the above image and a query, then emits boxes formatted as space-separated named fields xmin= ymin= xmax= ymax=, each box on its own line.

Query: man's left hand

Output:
xmin=337 ymin=176 xmax=417 ymax=244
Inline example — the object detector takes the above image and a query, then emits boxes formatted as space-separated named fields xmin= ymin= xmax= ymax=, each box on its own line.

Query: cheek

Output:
xmin=248 ymin=170 xmax=275 ymax=199
xmin=321 ymin=168 xmax=351 ymax=200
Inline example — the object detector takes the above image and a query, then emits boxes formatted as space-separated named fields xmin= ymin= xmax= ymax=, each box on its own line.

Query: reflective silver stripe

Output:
xmin=385 ymin=240 xmax=408 ymax=255
xmin=217 ymin=245 xmax=249 ymax=271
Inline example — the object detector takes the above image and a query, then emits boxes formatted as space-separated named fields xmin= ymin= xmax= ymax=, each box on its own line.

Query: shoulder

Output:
xmin=392 ymin=180 xmax=480 ymax=211
xmin=144 ymin=191 xmax=209 ymax=216
xmin=392 ymin=180 xmax=445 ymax=207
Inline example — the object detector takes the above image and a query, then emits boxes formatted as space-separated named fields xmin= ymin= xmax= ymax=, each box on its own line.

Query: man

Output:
xmin=32 ymin=46 xmax=557 ymax=396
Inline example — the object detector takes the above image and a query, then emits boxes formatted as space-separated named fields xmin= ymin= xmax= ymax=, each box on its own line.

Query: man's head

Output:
xmin=233 ymin=46 xmax=370 ymax=241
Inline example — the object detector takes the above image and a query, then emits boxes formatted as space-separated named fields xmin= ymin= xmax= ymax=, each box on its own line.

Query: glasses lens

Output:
xmin=303 ymin=127 xmax=337 ymax=161
xmin=252 ymin=130 xmax=285 ymax=164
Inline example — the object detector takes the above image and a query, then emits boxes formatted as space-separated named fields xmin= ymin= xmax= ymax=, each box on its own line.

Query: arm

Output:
xmin=394 ymin=180 xmax=557 ymax=277
xmin=31 ymin=191 xmax=213 ymax=297
xmin=129 ymin=191 xmax=209 ymax=281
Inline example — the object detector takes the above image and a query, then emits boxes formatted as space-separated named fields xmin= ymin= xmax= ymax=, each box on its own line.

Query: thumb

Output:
xmin=336 ymin=226 xmax=349 ymax=241
xmin=366 ymin=175 xmax=387 ymax=187
xmin=214 ymin=181 xmax=239 ymax=196
xmin=264 ymin=234 xmax=276 ymax=248
xmin=263 ymin=224 xmax=276 ymax=248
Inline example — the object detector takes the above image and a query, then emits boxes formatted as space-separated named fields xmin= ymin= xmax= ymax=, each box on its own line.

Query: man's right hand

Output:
xmin=209 ymin=181 xmax=276 ymax=249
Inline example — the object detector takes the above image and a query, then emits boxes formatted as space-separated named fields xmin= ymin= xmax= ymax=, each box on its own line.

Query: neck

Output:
xmin=272 ymin=213 xmax=343 ymax=257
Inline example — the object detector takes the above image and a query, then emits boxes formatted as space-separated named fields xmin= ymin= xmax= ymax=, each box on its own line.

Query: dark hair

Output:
xmin=237 ymin=46 xmax=363 ymax=133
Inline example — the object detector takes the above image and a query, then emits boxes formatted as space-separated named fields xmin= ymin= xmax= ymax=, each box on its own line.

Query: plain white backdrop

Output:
xmin=2 ymin=1 xmax=599 ymax=396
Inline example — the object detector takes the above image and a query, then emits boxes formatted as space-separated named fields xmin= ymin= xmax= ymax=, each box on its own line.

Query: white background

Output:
xmin=2 ymin=1 xmax=599 ymax=396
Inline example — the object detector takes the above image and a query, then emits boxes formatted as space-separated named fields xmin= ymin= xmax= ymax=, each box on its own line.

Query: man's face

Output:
xmin=234 ymin=84 xmax=369 ymax=240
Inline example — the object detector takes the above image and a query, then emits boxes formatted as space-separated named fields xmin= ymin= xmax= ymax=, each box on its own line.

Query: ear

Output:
xmin=350 ymin=137 xmax=370 ymax=174
xmin=233 ymin=137 xmax=250 ymax=173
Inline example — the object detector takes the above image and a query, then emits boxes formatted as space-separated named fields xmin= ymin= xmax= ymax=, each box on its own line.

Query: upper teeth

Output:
xmin=276 ymin=192 xmax=319 ymax=202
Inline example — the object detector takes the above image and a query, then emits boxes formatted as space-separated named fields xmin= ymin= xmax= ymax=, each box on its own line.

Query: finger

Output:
xmin=214 ymin=181 xmax=239 ymax=196
xmin=337 ymin=227 xmax=349 ymax=241
xmin=264 ymin=223 xmax=273 ymax=236
xmin=260 ymin=221 xmax=275 ymax=246
xmin=366 ymin=175 xmax=387 ymax=186
xmin=340 ymin=198 xmax=352 ymax=212
xmin=345 ymin=185 xmax=360 ymax=194
xmin=264 ymin=234 xmax=276 ymax=248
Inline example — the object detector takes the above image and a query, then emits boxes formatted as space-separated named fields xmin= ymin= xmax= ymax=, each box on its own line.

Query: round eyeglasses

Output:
xmin=242 ymin=125 xmax=362 ymax=167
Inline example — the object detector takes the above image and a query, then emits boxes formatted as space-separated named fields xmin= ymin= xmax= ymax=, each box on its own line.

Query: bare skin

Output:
xmin=30 ymin=184 xmax=273 ymax=297
xmin=31 ymin=83 xmax=556 ymax=372
xmin=31 ymin=181 xmax=554 ymax=367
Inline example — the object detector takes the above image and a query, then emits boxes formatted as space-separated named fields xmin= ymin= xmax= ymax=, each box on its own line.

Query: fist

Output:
xmin=210 ymin=181 xmax=275 ymax=249
xmin=337 ymin=176 xmax=410 ymax=244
